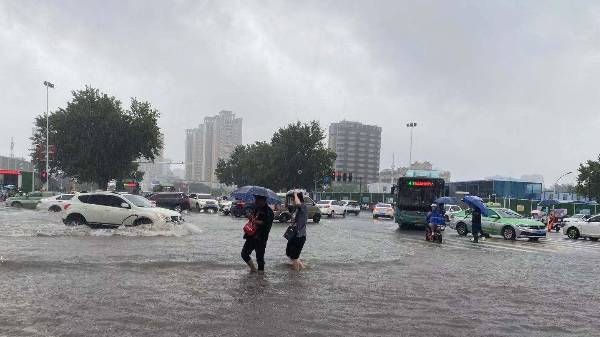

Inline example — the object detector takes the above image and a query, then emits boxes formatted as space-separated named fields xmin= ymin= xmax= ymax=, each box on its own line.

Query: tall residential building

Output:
xmin=328 ymin=120 xmax=382 ymax=184
xmin=185 ymin=110 xmax=242 ymax=186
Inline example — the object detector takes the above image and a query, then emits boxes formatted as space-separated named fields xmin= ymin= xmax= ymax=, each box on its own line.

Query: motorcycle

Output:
xmin=425 ymin=224 xmax=445 ymax=243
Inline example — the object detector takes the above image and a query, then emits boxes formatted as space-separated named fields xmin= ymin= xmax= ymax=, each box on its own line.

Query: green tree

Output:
xmin=270 ymin=121 xmax=336 ymax=190
xmin=576 ymin=155 xmax=600 ymax=202
xmin=30 ymin=86 xmax=163 ymax=189
xmin=215 ymin=121 xmax=336 ymax=191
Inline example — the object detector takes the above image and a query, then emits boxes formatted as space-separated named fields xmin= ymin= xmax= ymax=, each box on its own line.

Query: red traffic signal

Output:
xmin=40 ymin=171 xmax=48 ymax=182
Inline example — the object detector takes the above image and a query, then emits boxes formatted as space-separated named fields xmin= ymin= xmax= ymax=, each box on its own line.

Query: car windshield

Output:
xmin=123 ymin=195 xmax=153 ymax=208
xmin=495 ymin=208 xmax=523 ymax=218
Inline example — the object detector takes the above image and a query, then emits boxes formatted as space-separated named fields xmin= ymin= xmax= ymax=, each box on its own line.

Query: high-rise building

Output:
xmin=185 ymin=110 xmax=242 ymax=186
xmin=328 ymin=120 xmax=382 ymax=184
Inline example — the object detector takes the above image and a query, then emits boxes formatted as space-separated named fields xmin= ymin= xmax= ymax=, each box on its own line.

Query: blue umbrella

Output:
xmin=231 ymin=185 xmax=281 ymax=205
xmin=434 ymin=196 xmax=455 ymax=205
xmin=538 ymin=199 xmax=560 ymax=207
xmin=462 ymin=195 xmax=490 ymax=217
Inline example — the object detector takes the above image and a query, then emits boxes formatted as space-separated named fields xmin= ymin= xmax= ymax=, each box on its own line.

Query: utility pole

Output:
xmin=406 ymin=122 xmax=417 ymax=167
xmin=43 ymin=81 xmax=54 ymax=191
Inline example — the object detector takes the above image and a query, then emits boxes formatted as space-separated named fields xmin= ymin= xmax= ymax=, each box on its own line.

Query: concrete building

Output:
xmin=185 ymin=110 xmax=242 ymax=186
xmin=328 ymin=121 xmax=381 ymax=184
xmin=447 ymin=178 xmax=542 ymax=200
xmin=379 ymin=161 xmax=451 ymax=184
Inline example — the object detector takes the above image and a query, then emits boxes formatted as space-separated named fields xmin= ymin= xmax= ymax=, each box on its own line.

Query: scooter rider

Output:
xmin=426 ymin=204 xmax=445 ymax=239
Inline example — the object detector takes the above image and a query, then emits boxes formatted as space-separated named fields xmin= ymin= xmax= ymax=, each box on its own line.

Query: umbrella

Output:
xmin=538 ymin=199 xmax=560 ymax=207
xmin=231 ymin=186 xmax=281 ymax=205
xmin=434 ymin=196 xmax=455 ymax=205
xmin=462 ymin=195 xmax=490 ymax=217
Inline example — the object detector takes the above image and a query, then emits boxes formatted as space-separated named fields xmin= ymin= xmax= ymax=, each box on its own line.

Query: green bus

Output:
xmin=393 ymin=177 xmax=445 ymax=229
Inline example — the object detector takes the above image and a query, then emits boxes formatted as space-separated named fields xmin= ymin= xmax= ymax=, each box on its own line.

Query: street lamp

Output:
xmin=406 ymin=122 xmax=417 ymax=166
xmin=553 ymin=171 xmax=573 ymax=200
xmin=43 ymin=81 xmax=55 ymax=191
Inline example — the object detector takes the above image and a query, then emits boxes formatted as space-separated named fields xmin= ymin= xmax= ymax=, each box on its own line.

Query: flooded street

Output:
xmin=1 ymin=208 xmax=599 ymax=337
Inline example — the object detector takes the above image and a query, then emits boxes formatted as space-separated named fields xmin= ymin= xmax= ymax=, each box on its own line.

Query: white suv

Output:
xmin=62 ymin=192 xmax=183 ymax=227
xmin=316 ymin=200 xmax=346 ymax=218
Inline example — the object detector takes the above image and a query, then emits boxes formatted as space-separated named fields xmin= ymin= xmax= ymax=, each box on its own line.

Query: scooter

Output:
xmin=425 ymin=224 xmax=445 ymax=243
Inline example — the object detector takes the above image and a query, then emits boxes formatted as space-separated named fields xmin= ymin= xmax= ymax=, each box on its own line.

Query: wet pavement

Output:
xmin=1 ymin=207 xmax=599 ymax=337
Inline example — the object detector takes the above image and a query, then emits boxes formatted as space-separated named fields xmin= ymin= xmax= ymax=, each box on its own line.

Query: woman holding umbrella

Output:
xmin=462 ymin=196 xmax=489 ymax=243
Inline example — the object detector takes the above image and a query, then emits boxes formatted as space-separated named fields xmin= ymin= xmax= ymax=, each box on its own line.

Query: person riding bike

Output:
xmin=426 ymin=204 xmax=445 ymax=240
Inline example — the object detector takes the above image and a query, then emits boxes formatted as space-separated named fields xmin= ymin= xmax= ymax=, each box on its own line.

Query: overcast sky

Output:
xmin=2 ymin=0 xmax=599 ymax=184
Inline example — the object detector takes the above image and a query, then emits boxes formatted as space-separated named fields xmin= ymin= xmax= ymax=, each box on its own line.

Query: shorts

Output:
xmin=286 ymin=236 xmax=306 ymax=260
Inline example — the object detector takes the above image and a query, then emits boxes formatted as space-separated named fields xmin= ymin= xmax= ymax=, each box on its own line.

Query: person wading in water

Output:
xmin=241 ymin=195 xmax=274 ymax=273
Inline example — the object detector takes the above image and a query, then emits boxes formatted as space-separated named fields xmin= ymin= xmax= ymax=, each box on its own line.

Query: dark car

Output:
xmin=231 ymin=200 xmax=255 ymax=218
xmin=149 ymin=192 xmax=190 ymax=212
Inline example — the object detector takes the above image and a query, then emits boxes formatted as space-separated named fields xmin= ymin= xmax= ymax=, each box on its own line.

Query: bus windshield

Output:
xmin=396 ymin=178 xmax=445 ymax=212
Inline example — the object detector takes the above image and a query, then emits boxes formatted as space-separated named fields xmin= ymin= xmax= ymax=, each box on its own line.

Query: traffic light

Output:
xmin=343 ymin=173 xmax=347 ymax=182
xmin=348 ymin=172 xmax=353 ymax=182
xmin=40 ymin=170 xmax=48 ymax=182
xmin=336 ymin=172 xmax=342 ymax=182
xmin=332 ymin=171 xmax=336 ymax=181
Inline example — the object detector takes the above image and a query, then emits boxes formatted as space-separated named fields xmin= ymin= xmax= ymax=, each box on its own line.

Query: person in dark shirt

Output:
xmin=286 ymin=192 xmax=307 ymax=271
xmin=241 ymin=195 xmax=274 ymax=273
xmin=471 ymin=207 xmax=483 ymax=243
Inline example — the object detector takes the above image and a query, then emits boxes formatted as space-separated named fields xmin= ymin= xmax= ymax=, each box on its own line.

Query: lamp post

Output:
xmin=43 ymin=81 xmax=55 ymax=191
xmin=553 ymin=171 xmax=573 ymax=201
xmin=406 ymin=122 xmax=417 ymax=166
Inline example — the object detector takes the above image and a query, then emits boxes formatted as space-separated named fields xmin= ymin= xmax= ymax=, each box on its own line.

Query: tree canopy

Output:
xmin=31 ymin=86 xmax=163 ymax=189
xmin=576 ymin=154 xmax=600 ymax=202
xmin=215 ymin=121 xmax=336 ymax=191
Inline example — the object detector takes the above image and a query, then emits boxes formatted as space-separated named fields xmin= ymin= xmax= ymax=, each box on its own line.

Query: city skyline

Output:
xmin=185 ymin=110 xmax=242 ymax=186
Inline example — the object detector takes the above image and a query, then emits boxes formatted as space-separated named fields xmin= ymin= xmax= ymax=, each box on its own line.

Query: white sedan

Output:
xmin=37 ymin=194 xmax=75 ymax=212
xmin=562 ymin=214 xmax=600 ymax=241
xmin=316 ymin=200 xmax=346 ymax=218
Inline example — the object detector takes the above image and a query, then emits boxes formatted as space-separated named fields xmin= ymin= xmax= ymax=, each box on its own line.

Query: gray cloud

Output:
xmin=1 ymin=0 xmax=599 ymax=184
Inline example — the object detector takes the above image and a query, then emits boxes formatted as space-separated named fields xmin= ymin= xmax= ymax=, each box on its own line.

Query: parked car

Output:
xmin=188 ymin=193 xmax=219 ymax=213
xmin=340 ymin=200 xmax=360 ymax=215
xmin=450 ymin=207 xmax=546 ymax=241
xmin=562 ymin=214 xmax=600 ymax=241
xmin=373 ymin=203 xmax=394 ymax=219
xmin=62 ymin=192 xmax=183 ymax=227
xmin=37 ymin=194 xmax=75 ymax=212
xmin=316 ymin=200 xmax=346 ymax=218
xmin=284 ymin=190 xmax=321 ymax=223
xmin=149 ymin=192 xmax=190 ymax=212
xmin=5 ymin=191 xmax=58 ymax=209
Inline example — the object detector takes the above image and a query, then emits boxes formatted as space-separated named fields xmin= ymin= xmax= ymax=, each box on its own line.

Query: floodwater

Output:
xmin=1 ymin=207 xmax=599 ymax=337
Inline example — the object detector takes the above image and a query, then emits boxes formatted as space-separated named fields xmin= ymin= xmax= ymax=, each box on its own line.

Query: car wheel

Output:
xmin=174 ymin=205 xmax=182 ymax=213
xmin=66 ymin=214 xmax=86 ymax=226
xmin=11 ymin=202 xmax=22 ymax=208
xmin=528 ymin=237 xmax=540 ymax=242
xmin=456 ymin=223 xmax=468 ymax=236
xmin=356 ymin=211 xmax=360 ymax=216
xmin=196 ymin=203 xmax=202 ymax=212
xmin=312 ymin=213 xmax=321 ymax=223
xmin=279 ymin=213 xmax=290 ymax=223
xmin=373 ymin=215 xmax=378 ymax=219
xmin=342 ymin=211 xmax=346 ymax=218
xmin=133 ymin=218 xmax=153 ymax=226
xmin=567 ymin=227 xmax=580 ymax=240
xmin=502 ymin=226 xmax=516 ymax=240
xmin=329 ymin=211 xmax=334 ymax=218
xmin=49 ymin=205 xmax=62 ymax=212
xmin=590 ymin=237 xmax=599 ymax=242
